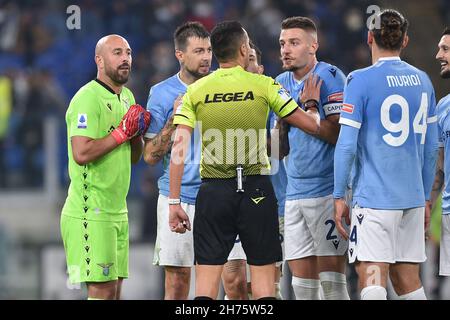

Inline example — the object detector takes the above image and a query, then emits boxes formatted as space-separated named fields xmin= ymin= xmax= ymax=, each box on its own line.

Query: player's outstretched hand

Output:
xmin=169 ymin=204 xmax=191 ymax=234
xmin=300 ymin=74 xmax=323 ymax=106
xmin=334 ymin=198 xmax=350 ymax=240
xmin=111 ymin=104 xmax=150 ymax=144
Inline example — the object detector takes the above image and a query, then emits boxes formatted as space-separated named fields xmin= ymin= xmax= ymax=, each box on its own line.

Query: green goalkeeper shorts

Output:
xmin=60 ymin=215 xmax=129 ymax=284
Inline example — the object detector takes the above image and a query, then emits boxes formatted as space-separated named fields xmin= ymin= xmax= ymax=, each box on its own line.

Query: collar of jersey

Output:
xmin=218 ymin=65 xmax=245 ymax=72
xmin=176 ymin=72 xmax=189 ymax=88
xmin=377 ymin=56 xmax=401 ymax=62
xmin=294 ymin=61 xmax=319 ymax=84
xmin=94 ymin=78 xmax=122 ymax=101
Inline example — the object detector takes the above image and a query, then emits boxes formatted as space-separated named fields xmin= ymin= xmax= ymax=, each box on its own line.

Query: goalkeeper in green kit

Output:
xmin=60 ymin=35 xmax=150 ymax=300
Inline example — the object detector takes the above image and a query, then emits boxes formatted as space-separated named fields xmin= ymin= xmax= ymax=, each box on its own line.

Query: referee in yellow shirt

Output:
xmin=169 ymin=21 xmax=322 ymax=300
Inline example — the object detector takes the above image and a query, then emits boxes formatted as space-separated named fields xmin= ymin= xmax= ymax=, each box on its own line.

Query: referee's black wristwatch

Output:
xmin=303 ymin=99 xmax=320 ymax=111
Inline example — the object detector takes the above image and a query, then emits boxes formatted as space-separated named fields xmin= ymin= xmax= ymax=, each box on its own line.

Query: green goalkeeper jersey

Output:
xmin=62 ymin=79 xmax=135 ymax=222
xmin=174 ymin=66 xmax=298 ymax=179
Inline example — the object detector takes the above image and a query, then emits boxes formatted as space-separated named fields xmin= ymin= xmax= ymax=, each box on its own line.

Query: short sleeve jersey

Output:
xmin=174 ymin=66 xmax=298 ymax=179
xmin=339 ymin=57 xmax=437 ymax=209
xmin=145 ymin=73 xmax=200 ymax=205
xmin=276 ymin=61 xmax=346 ymax=200
xmin=62 ymin=79 xmax=135 ymax=221
xmin=437 ymin=94 xmax=450 ymax=214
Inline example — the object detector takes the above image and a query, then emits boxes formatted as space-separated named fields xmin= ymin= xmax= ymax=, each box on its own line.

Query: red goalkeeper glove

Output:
xmin=111 ymin=104 xmax=151 ymax=145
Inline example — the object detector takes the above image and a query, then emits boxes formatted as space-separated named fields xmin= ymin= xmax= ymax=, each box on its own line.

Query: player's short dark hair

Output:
xmin=281 ymin=16 xmax=317 ymax=33
xmin=174 ymin=21 xmax=210 ymax=51
xmin=250 ymin=41 xmax=262 ymax=65
xmin=371 ymin=9 xmax=409 ymax=51
xmin=443 ymin=27 xmax=450 ymax=36
xmin=211 ymin=20 xmax=246 ymax=63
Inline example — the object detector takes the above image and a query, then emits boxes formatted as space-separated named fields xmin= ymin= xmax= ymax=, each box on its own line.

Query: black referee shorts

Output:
xmin=194 ymin=175 xmax=282 ymax=266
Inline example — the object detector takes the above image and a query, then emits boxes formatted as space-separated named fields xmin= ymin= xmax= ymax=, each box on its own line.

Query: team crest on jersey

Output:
xmin=97 ymin=263 xmax=114 ymax=276
xmin=77 ymin=114 xmax=87 ymax=129
xmin=342 ymin=103 xmax=354 ymax=114
xmin=277 ymin=87 xmax=290 ymax=102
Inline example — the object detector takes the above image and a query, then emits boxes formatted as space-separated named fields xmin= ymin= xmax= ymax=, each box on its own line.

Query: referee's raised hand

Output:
xmin=169 ymin=205 xmax=191 ymax=234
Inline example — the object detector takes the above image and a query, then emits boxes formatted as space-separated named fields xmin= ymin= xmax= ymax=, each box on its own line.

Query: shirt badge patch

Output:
xmin=77 ymin=113 xmax=87 ymax=129
xmin=342 ymin=103 xmax=354 ymax=114
xmin=278 ymin=87 xmax=291 ymax=102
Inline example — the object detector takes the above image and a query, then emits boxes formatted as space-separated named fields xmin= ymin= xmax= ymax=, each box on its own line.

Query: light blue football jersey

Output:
xmin=335 ymin=57 xmax=438 ymax=209
xmin=437 ymin=94 xmax=450 ymax=214
xmin=268 ymin=111 xmax=287 ymax=216
xmin=145 ymin=73 xmax=201 ymax=204
xmin=276 ymin=61 xmax=346 ymax=200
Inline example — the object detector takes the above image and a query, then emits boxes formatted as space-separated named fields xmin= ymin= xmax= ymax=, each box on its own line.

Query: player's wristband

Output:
xmin=111 ymin=127 xmax=128 ymax=145
xmin=168 ymin=198 xmax=181 ymax=205
xmin=303 ymin=99 xmax=319 ymax=111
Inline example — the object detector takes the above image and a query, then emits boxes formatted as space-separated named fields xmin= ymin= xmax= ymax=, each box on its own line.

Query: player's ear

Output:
xmin=401 ymin=33 xmax=409 ymax=50
xmin=310 ymin=40 xmax=319 ymax=55
xmin=367 ymin=31 xmax=374 ymax=47
xmin=95 ymin=54 xmax=103 ymax=69
xmin=258 ymin=65 xmax=264 ymax=75
xmin=175 ymin=49 xmax=184 ymax=63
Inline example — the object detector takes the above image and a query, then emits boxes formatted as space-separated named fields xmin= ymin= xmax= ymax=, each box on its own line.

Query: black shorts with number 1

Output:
xmin=194 ymin=175 xmax=282 ymax=266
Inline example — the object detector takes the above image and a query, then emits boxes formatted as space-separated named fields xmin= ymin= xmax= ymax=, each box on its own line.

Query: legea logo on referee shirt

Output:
xmin=77 ymin=114 xmax=87 ymax=129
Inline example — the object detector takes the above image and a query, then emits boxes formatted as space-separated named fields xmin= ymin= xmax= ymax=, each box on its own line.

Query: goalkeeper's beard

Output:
xmin=106 ymin=65 xmax=130 ymax=85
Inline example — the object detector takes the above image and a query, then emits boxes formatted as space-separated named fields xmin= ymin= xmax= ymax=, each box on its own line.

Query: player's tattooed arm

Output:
xmin=430 ymin=147 xmax=444 ymax=209
xmin=143 ymin=115 xmax=176 ymax=165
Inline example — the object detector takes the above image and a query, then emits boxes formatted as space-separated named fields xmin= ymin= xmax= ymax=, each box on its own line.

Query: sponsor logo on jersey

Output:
xmin=347 ymin=75 xmax=354 ymax=85
xmin=251 ymin=196 xmax=266 ymax=204
xmin=332 ymin=239 xmax=340 ymax=249
xmin=77 ymin=114 xmax=87 ymax=128
xmin=342 ymin=103 xmax=354 ymax=114
xmin=122 ymin=97 xmax=129 ymax=108
xmin=329 ymin=67 xmax=337 ymax=77
xmin=356 ymin=213 xmax=364 ymax=224
xmin=204 ymin=91 xmax=254 ymax=103
xmin=327 ymin=92 xmax=343 ymax=102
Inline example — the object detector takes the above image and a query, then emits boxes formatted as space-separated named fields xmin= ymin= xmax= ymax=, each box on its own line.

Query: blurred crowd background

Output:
xmin=0 ymin=0 xmax=448 ymax=299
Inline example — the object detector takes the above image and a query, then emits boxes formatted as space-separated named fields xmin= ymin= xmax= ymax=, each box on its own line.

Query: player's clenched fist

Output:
xmin=111 ymin=104 xmax=151 ymax=144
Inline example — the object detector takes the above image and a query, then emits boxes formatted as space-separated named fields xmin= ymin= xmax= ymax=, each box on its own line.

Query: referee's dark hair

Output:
xmin=443 ymin=27 xmax=450 ymax=36
xmin=174 ymin=21 xmax=210 ymax=51
xmin=211 ymin=20 xmax=246 ymax=62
